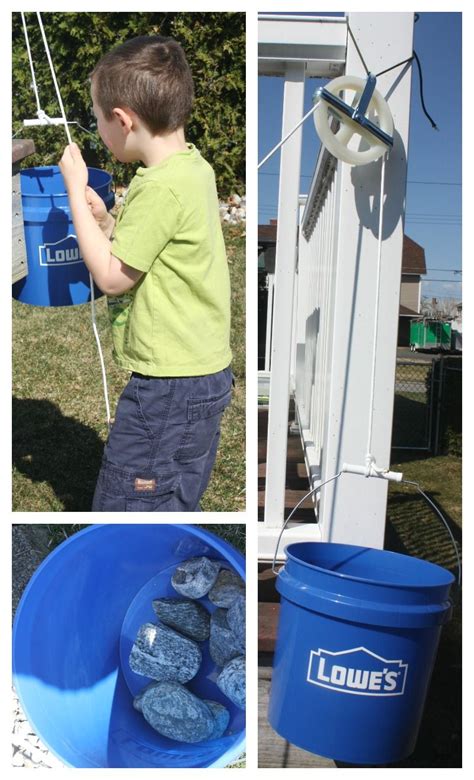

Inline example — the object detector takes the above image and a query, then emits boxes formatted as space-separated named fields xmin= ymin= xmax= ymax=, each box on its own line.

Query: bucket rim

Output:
xmin=283 ymin=541 xmax=455 ymax=590
xmin=20 ymin=164 xmax=112 ymax=177
xmin=14 ymin=526 xmax=245 ymax=623
xmin=20 ymin=165 xmax=113 ymax=194
xmin=12 ymin=524 xmax=246 ymax=768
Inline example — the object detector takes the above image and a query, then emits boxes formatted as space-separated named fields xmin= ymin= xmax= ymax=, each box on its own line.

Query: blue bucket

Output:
xmin=12 ymin=165 xmax=115 ymax=307
xmin=269 ymin=542 xmax=454 ymax=765
xmin=13 ymin=524 xmax=246 ymax=768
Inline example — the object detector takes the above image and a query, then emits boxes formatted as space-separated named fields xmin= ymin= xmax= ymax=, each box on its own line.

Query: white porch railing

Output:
xmin=293 ymin=151 xmax=339 ymax=480
xmin=259 ymin=12 xmax=414 ymax=561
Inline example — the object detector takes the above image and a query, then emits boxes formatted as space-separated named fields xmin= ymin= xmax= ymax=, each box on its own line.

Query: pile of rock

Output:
xmin=219 ymin=193 xmax=246 ymax=224
xmin=129 ymin=556 xmax=245 ymax=744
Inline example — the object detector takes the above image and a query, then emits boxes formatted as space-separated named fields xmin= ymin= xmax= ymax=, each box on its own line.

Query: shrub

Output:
xmin=12 ymin=11 xmax=245 ymax=195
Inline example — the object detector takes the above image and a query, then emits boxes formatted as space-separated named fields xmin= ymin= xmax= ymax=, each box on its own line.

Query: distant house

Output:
xmin=399 ymin=235 xmax=427 ymax=346
xmin=258 ymin=222 xmax=426 ymax=365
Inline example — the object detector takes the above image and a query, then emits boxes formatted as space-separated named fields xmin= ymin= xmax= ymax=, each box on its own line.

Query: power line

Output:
xmin=259 ymin=171 xmax=461 ymax=186
xmin=408 ymin=212 xmax=461 ymax=218
xmin=405 ymin=221 xmax=461 ymax=226
xmin=407 ymin=180 xmax=461 ymax=186
xmin=259 ymin=212 xmax=461 ymax=226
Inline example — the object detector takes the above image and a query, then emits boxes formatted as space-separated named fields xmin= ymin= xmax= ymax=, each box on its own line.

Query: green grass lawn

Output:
xmin=385 ymin=452 xmax=462 ymax=768
xmin=387 ymin=453 xmax=461 ymax=573
xmin=12 ymin=223 xmax=245 ymax=512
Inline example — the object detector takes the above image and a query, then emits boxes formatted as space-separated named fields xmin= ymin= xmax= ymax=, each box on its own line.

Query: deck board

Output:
xmin=258 ymin=406 xmax=316 ymax=520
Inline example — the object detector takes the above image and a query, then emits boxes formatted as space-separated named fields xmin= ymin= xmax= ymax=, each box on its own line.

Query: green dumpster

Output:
xmin=409 ymin=319 xmax=451 ymax=351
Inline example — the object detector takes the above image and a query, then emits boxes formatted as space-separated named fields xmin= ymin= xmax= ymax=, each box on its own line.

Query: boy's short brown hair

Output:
xmin=91 ymin=35 xmax=194 ymax=134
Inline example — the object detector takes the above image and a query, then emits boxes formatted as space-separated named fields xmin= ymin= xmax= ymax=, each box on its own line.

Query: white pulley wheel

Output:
xmin=314 ymin=75 xmax=393 ymax=166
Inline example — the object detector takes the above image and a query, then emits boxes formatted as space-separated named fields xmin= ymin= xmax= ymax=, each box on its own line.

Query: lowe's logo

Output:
xmin=307 ymin=647 xmax=408 ymax=697
xmin=39 ymin=234 xmax=82 ymax=267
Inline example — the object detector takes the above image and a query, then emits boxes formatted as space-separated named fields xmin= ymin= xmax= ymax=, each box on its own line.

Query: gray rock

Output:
xmin=209 ymin=608 xmax=244 ymax=667
xmin=140 ymin=681 xmax=215 ymax=743
xmin=133 ymin=681 xmax=160 ymax=712
xmin=152 ymin=597 xmax=210 ymax=642
xmin=204 ymin=700 xmax=230 ymax=740
xmin=171 ymin=556 xmax=221 ymax=599
xmin=216 ymin=655 xmax=246 ymax=710
xmin=129 ymin=622 xmax=201 ymax=683
xmin=227 ymin=594 xmax=245 ymax=647
xmin=208 ymin=569 xmax=245 ymax=608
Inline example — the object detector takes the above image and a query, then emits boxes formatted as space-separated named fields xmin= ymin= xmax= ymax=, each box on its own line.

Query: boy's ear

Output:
xmin=113 ymin=107 xmax=134 ymax=133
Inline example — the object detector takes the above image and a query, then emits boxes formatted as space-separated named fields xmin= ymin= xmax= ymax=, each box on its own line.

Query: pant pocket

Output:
xmin=125 ymin=471 xmax=181 ymax=512
xmin=175 ymin=388 xmax=232 ymax=464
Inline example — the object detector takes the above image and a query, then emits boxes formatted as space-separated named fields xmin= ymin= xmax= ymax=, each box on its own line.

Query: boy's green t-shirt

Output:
xmin=108 ymin=144 xmax=232 ymax=376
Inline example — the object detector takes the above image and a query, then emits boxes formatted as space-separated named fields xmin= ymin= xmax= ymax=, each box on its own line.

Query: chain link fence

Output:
xmin=392 ymin=360 xmax=434 ymax=450
xmin=432 ymin=358 xmax=462 ymax=456
xmin=392 ymin=357 xmax=462 ymax=454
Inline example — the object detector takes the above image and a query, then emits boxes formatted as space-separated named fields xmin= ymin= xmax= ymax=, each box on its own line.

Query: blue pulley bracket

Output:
xmin=316 ymin=73 xmax=393 ymax=148
xmin=313 ymin=74 xmax=394 ymax=166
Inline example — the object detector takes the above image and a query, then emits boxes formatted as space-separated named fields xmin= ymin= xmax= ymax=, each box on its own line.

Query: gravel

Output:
xmin=12 ymin=526 xmax=66 ymax=768
xmin=12 ymin=688 xmax=65 ymax=768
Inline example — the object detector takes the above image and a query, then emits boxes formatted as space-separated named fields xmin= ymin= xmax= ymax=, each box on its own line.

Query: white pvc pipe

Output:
xmin=342 ymin=463 xmax=403 ymax=482
xmin=23 ymin=117 xmax=65 ymax=126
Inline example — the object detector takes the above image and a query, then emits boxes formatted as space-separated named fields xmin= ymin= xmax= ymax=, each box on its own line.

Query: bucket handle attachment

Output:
xmin=271 ymin=470 xmax=462 ymax=592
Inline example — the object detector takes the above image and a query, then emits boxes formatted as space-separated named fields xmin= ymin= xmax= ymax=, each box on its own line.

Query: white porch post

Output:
xmin=264 ymin=62 xmax=305 ymax=528
xmin=319 ymin=12 xmax=414 ymax=547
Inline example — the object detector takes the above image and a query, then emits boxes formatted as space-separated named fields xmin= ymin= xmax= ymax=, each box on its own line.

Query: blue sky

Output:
xmin=258 ymin=12 xmax=462 ymax=301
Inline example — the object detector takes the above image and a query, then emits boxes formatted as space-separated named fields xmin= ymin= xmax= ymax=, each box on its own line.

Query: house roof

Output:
xmin=258 ymin=222 xmax=427 ymax=275
xmin=399 ymin=303 xmax=420 ymax=317
xmin=258 ymin=222 xmax=278 ymax=245
xmin=402 ymin=235 xmax=426 ymax=274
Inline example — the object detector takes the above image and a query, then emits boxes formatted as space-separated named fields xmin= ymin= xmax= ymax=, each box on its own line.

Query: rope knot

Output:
xmin=365 ymin=453 xmax=375 ymax=477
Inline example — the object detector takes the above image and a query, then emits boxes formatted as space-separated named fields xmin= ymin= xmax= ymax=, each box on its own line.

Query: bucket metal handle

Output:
xmin=272 ymin=471 xmax=343 ymax=575
xmin=271 ymin=471 xmax=461 ymax=591
xmin=400 ymin=480 xmax=462 ymax=589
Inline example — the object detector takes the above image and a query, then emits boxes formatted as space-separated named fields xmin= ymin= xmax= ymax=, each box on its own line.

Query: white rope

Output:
xmin=36 ymin=13 xmax=72 ymax=144
xmin=258 ymin=102 xmax=319 ymax=170
xmin=366 ymin=152 xmax=387 ymax=467
xmin=21 ymin=12 xmax=41 ymax=115
xmin=28 ymin=12 xmax=111 ymax=429
xmin=89 ymin=277 xmax=112 ymax=425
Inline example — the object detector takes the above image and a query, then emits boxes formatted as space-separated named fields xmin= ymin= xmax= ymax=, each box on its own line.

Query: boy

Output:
xmin=59 ymin=35 xmax=233 ymax=512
